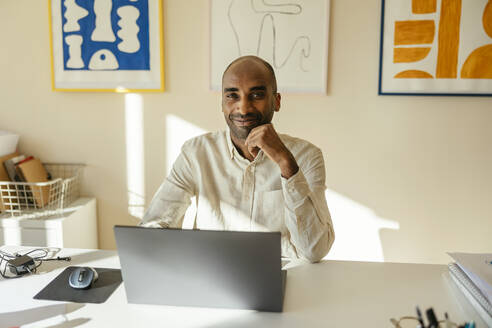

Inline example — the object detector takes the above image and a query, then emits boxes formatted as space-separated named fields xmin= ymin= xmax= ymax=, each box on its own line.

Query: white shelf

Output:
xmin=0 ymin=197 xmax=98 ymax=248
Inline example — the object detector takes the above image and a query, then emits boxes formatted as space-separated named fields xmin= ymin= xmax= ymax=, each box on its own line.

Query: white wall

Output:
xmin=0 ymin=0 xmax=491 ymax=264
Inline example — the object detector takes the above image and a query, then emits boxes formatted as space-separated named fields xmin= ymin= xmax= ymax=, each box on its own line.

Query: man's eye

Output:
xmin=251 ymin=92 xmax=265 ymax=99
xmin=226 ymin=93 xmax=238 ymax=99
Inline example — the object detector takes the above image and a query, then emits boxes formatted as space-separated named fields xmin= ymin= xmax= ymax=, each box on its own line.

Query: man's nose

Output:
xmin=236 ymin=97 xmax=252 ymax=115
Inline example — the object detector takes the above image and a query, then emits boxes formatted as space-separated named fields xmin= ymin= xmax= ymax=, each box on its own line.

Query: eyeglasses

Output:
xmin=390 ymin=307 xmax=474 ymax=328
xmin=390 ymin=316 xmax=459 ymax=328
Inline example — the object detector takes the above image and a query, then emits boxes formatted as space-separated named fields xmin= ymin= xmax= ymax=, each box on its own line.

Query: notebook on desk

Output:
xmin=447 ymin=252 xmax=492 ymax=326
xmin=113 ymin=225 xmax=287 ymax=312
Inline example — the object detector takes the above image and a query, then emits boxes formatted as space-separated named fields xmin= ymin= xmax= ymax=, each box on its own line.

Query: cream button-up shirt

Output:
xmin=141 ymin=130 xmax=334 ymax=262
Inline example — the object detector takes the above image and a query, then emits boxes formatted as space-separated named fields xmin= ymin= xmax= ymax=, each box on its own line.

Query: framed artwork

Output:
xmin=379 ymin=0 xmax=492 ymax=96
xmin=49 ymin=0 xmax=164 ymax=92
xmin=210 ymin=0 xmax=330 ymax=93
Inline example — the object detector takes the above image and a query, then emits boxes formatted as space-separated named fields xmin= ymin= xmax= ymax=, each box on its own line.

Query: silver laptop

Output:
xmin=113 ymin=225 xmax=287 ymax=312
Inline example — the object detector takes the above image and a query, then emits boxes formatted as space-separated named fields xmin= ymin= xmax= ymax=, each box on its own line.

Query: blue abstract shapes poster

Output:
xmin=50 ymin=0 xmax=164 ymax=91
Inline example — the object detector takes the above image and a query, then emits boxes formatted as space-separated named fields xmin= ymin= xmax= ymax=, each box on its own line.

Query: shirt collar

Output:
xmin=226 ymin=128 xmax=235 ymax=160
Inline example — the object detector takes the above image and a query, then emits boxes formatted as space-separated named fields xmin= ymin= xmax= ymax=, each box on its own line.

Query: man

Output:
xmin=141 ymin=56 xmax=334 ymax=263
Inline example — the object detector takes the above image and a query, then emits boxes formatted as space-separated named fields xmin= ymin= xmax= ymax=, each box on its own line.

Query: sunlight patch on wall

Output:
xmin=324 ymin=189 xmax=400 ymax=262
xmin=166 ymin=115 xmax=207 ymax=228
xmin=125 ymin=94 xmax=145 ymax=219
xmin=165 ymin=114 xmax=208 ymax=175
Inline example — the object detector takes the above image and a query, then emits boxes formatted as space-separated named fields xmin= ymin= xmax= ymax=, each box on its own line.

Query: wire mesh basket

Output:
xmin=0 ymin=163 xmax=84 ymax=218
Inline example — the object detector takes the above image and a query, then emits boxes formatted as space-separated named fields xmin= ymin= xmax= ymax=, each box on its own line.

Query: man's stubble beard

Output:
xmin=223 ymin=101 xmax=276 ymax=141
xmin=226 ymin=118 xmax=256 ymax=140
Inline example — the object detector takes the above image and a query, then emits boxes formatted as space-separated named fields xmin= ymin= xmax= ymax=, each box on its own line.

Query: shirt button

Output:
xmin=289 ymin=187 xmax=295 ymax=193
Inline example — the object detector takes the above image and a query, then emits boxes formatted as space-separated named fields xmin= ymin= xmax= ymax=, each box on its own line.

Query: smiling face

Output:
xmin=222 ymin=57 xmax=280 ymax=140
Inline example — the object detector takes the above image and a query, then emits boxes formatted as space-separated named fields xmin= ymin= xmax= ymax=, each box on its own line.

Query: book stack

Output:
xmin=0 ymin=153 xmax=51 ymax=211
xmin=448 ymin=252 xmax=492 ymax=327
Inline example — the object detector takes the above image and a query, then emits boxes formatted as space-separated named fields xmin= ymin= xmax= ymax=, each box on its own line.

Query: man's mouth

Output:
xmin=232 ymin=118 xmax=259 ymax=127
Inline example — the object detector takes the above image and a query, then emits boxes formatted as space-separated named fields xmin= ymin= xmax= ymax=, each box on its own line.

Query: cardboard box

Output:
xmin=17 ymin=158 xmax=51 ymax=207
xmin=0 ymin=152 xmax=19 ymax=181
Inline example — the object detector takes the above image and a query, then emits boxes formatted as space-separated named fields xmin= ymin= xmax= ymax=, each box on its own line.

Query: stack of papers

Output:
xmin=447 ymin=252 xmax=492 ymax=326
xmin=0 ymin=130 xmax=19 ymax=157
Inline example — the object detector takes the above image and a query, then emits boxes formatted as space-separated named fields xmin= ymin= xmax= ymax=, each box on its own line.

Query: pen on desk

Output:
xmin=426 ymin=308 xmax=439 ymax=328
xmin=416 ymin=306 xmax=425 ymax=328
xmin=444 ymin=312 xmax=452 ymax=328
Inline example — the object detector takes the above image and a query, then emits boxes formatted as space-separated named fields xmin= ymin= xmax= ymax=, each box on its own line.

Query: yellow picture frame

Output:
xmin=48 ymin=0 xmax=164 ymax=92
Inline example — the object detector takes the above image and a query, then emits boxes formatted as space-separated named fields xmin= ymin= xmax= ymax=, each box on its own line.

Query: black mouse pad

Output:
xmin=34 ymin=266 xmax=122 ymax=304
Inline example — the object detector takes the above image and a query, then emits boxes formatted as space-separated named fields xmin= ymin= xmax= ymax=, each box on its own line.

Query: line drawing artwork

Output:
xmin=227 ymin=0 xmax=311 ymax=72
xmin=211 ymin=0 xmax=329 ymax=93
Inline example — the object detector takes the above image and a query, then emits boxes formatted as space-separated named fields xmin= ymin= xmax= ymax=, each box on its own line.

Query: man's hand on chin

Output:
xmin=245 ymin=124 xmax=299 ymax=179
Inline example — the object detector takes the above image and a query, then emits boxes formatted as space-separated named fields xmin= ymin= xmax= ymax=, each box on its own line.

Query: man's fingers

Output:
xmin=248 ymin=146 xmax=259 ymax=157
xmin=245 ymin=128 xmax=260 ymax=143
xmin=245 ymin=137 xmax=258 ymax=154
xmin=245 ymin=124 xmax=281 ymax=160
xmin=245 ymin=130 xmax=260 ymax=147
xmin=244 ymin=135 xmax=258 ymax=158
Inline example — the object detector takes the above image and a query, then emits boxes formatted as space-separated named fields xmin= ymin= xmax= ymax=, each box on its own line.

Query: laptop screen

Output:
xmin=114 ymin=225 xmax=285 ymax=312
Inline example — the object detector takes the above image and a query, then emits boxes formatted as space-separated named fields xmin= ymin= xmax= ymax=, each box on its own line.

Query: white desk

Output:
xmin=0 ymin=247 xmax=487 ymax=328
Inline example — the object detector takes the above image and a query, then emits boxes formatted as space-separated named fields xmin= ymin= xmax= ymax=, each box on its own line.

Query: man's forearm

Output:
xmin=141 ymin=180 xmax=192 ymax=229
xmin=281 ymin=171 xmax=334 ymax=262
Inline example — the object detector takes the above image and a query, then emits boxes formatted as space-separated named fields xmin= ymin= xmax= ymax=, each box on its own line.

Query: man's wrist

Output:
xmin=278 ymin=153 xmax=299 ymax=179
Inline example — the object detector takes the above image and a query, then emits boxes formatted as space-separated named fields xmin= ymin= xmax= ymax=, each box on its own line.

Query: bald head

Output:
xmin=222 ymin=56 xmax=278 ymax=94
xmin=221 ymin=55 xmax=281 ymax=141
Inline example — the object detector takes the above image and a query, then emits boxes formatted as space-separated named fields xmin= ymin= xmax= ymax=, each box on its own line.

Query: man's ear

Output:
xmin=274 ymin=93 xmax=281 ymax=112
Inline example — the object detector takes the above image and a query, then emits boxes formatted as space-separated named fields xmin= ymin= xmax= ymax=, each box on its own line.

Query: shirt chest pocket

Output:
xmin=253 ymin=189 xmax=285 ymax=232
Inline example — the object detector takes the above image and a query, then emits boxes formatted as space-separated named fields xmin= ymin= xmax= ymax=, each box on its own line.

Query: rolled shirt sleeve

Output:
xmin=140 ymin=143 xmax=195 ymax=228
xmin=281 ymin=148 xmax=335 ymax=263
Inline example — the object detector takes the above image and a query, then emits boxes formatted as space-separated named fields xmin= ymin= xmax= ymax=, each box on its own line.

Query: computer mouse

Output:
xmin=69 ymin=267 xmax=98 ymax=289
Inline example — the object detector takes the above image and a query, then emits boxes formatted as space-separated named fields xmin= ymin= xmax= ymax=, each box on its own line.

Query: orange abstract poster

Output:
xmin=379 ymin=0 xmax=492 ymax=95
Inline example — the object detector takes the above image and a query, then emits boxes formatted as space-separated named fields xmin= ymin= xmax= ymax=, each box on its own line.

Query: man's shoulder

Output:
xmin=182 ymin=131 xmax=227 ymax=151
xmin=278 ymin=133 xmax=321 ymax=155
